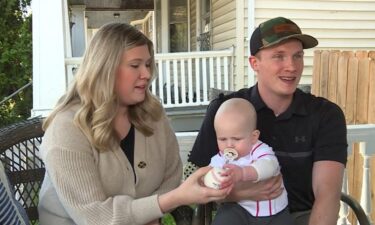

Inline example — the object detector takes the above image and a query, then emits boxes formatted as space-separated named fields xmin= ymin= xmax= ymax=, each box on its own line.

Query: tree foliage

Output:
xmin=0 ymin=0 xmax=32 ymax=127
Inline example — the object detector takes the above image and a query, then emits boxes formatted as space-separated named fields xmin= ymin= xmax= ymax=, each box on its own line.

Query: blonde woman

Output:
xmin=38 ymin=23 xmax=232 ymax=225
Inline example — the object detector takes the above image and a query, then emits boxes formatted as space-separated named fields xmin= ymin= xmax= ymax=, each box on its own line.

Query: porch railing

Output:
xmin=339 ymin=124 xmax=375 ymax=225
xmin=176 ymin=124 xmax=375 ymax=225
xmin=0 ymin=82 xmax=32 ymax=106
xmin=65 ymin=48 xmax=234 ymax=108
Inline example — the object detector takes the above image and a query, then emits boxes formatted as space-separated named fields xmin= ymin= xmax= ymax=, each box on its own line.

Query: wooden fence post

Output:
xmin=311 ymin=50 xmax=321 ymax=95
xmin=336 ymin=51 xmax=353 ymax=115
xmin=368 ymin=51 xmax=375 ymax=222
xmin=319 ymin=50 xmax=330 ymax=97
xmin=368 ymin=51 xmax=375 ymax=124
xmin=356 ymin=55 xmax=370 ymax=124
xmin=328 ymin=51 xmax=340 ymax=102
xmin=346 ymin=56 xmax=359 ymax=124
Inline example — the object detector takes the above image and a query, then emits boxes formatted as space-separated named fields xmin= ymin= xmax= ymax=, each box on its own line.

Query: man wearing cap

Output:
xmin=185 ymin=17 xmax=347 ymax=225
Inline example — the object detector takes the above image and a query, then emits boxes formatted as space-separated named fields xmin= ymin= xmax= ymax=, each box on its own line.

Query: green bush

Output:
xmin=0 ymin=0 xmax=32 ymax=128
xmin=162 ymin=213 xmax=176 ymax=225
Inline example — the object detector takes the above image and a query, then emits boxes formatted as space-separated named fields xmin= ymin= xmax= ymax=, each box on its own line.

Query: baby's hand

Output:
xmin=222 ymin=164 xmax=243 ymax=183
xmin=203 ymin=167 xmax=234 ymax=189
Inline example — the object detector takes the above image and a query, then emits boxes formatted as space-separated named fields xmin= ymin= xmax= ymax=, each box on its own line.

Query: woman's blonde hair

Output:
xmin=43 ymin=22 xmax=163 ymax=151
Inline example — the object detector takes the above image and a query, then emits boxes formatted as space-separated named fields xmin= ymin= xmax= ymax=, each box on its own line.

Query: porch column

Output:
xmin=160 ymin=0 xmax=169 ymax=53
xmin=235 ymin=0 xmax=245 ymax=89
xmin=31 ymin=0 xmax=72 ymax=117
xmin=195 ymin=0 xmax=201 ymax=51
xmin=71 ymin=5 xmax=86 ymax=57
xmin=247 ymin=0 xmax=256 ymax=86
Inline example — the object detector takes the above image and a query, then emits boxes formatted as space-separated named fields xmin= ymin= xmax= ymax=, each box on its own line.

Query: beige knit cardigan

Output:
xmin=38 ymin=104 xmax=182 ymax=225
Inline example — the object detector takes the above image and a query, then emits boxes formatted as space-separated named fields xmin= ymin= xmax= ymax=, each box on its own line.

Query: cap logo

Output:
xmin=273 ymin=24 xmax=300 ymax=34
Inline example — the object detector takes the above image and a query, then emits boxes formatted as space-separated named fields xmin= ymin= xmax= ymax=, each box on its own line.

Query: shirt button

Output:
xmin=138 ymin=161 xmax=147 ymax=168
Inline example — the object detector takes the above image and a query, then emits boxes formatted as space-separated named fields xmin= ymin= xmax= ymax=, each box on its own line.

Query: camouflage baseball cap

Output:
xmin=250 ymin=17 xmax=318 ymax=55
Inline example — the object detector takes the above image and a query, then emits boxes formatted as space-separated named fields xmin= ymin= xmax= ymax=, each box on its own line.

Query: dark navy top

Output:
xmin=120 ymin=125 xmax=135 ymax=181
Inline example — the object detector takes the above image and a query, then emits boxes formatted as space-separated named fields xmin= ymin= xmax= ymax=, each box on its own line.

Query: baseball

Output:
xmin=203 ymin=167 xmax=226 ymax=189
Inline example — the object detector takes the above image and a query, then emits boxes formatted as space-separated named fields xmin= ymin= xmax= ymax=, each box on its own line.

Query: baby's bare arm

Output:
xmin=222 ymin=164 xmax=258 ymax=183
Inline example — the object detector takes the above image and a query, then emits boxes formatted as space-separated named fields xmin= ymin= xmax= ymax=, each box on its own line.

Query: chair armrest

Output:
xmin=0 ymin=116 xmax=44 ymax=151
xmin=341 ymin=192 xmax=370 ymax=225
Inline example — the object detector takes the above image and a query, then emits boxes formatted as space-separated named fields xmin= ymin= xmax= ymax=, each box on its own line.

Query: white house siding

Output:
xmin=211 ymin=0 xmax=249 ymax=90
xmin=243 ymin=1 xmax=251 ymax=87
xmin=211 ymin=0 xmax=236 ymax=48
xmin=252 ymin=0 xmax=375 ymax=85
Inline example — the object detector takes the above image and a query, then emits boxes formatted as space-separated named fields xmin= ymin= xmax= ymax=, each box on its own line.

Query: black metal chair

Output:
xmin=341 ymin=193 xmax=370 ymax=225
xmin=0 ymin=117 xmax=193 ymax=225
xmin=0 ymin=117 xmax=44 ymax=225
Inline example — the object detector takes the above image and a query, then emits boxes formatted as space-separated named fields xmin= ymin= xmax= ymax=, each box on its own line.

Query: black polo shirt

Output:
xmin=188 ymin=84 xmax=347 ymax=213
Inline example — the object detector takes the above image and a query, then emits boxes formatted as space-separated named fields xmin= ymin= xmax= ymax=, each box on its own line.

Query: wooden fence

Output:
xmin=311 ymin=50 xmax=375 ymax=224
xmin=312 ymin=50 xmax=375 ymax=124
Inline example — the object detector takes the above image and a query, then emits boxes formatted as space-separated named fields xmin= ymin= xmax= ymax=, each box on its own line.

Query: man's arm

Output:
xmin=309 ymin=160 xmax=345 ymax=225
xmin=308 ymin=100 xmax=347 ymax=225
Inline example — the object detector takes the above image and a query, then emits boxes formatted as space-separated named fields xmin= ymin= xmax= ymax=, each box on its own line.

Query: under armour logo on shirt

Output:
xmin=295 ymin=136 xmax=306 ymax=143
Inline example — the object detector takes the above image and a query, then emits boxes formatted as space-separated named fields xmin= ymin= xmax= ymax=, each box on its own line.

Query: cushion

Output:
xmin=208 ymin=88 xmax=234 ymax=101
xmin=0 ymin=162 xmax=30 ymax=225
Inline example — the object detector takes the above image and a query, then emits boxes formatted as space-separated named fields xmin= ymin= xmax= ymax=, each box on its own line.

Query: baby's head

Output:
xmin=214 ymin=98 xmax=260 ymax=158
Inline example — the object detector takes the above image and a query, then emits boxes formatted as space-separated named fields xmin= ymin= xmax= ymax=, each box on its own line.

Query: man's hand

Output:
xmin=226 ymin=174 xmax=283 ymax=202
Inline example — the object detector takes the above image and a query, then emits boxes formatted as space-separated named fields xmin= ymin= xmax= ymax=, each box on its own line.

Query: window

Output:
xmin=199 ymin=0 xmax=211 ymax=51
xmin=169 ymin=0 xmax=188 ymax=52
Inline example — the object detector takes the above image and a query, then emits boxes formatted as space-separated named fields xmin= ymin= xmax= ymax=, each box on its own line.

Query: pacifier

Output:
xmin=223 ymin=148 xmax=238 ymax=162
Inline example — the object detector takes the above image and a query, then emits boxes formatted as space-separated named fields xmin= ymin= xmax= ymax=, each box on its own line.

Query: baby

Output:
xmin=205 ymin=98 xmax=294 ymax=224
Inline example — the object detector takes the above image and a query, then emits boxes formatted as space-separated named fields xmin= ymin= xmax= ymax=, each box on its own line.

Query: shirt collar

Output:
xmin=249 ymin=84 xmax=267 ymax=111
xmin=251 ymin=84 xmax=308 ymax=118
xmin=282 ymin=89 xmax=308 ymax=118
